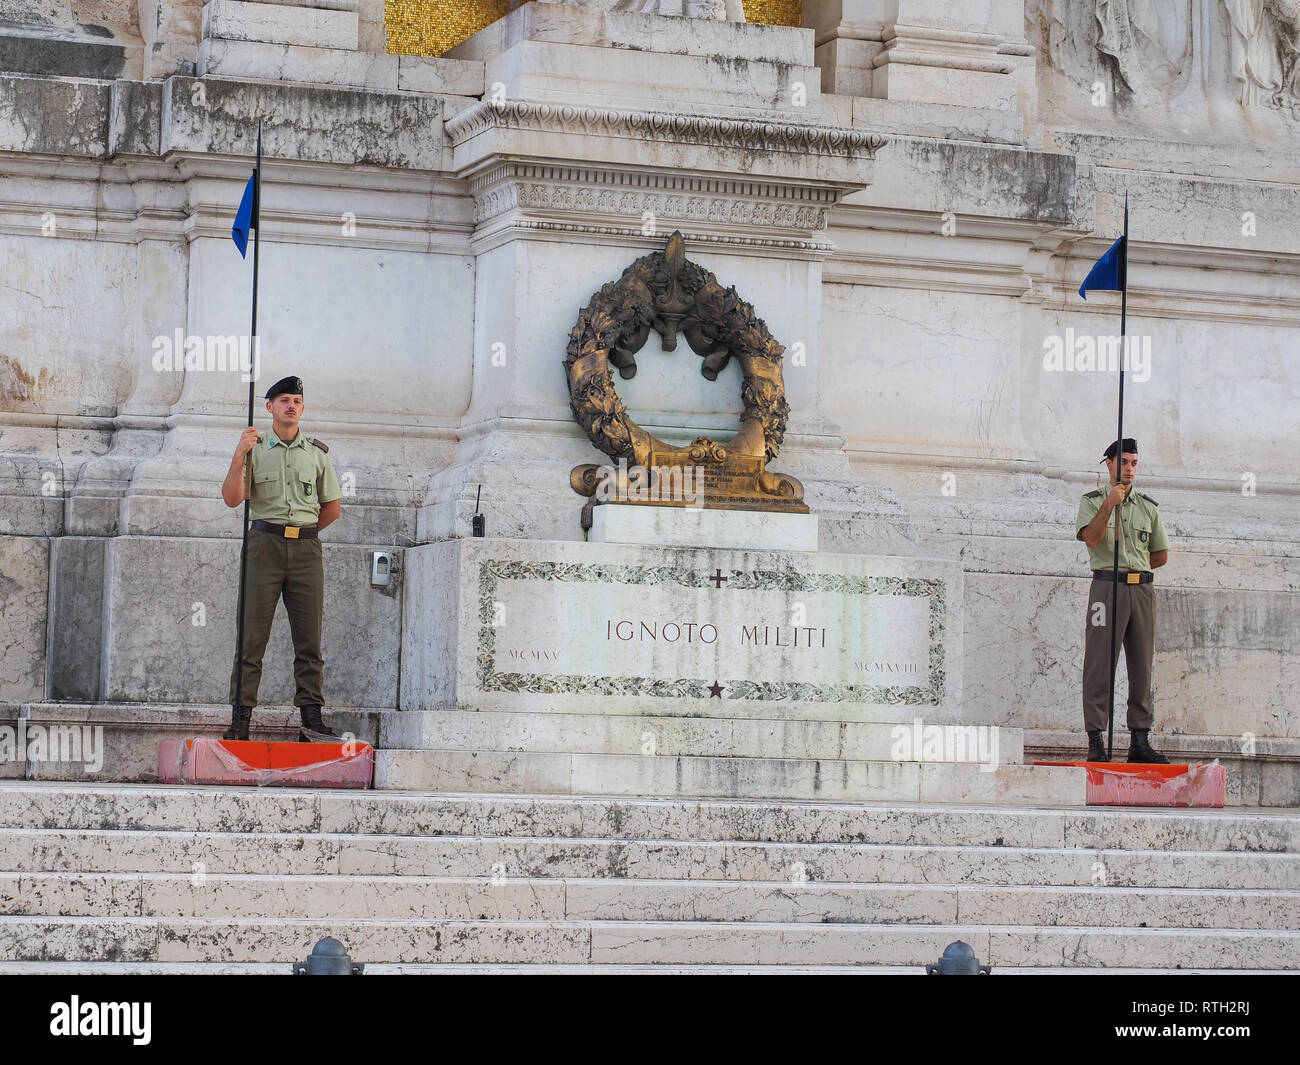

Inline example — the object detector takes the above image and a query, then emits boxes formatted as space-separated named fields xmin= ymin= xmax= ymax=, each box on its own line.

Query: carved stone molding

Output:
xmin=501 ymin=219 xmax=835 ymax=252
xmin=874 ymin=23 xmax=1017 ymax=75
xmin=446 ymin=99 xmax=888 ymax=160
xmin=470 ymin=162 xmax=834 ymax=229
xmin=451 ymin=102 xmax=881 ymax=252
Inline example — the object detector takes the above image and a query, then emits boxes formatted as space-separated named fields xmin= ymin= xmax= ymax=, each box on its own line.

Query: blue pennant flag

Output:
xmin=231 ymin=171 xmax=256 ymax=258
xmin=1078 ymin=235 xmax=1125 ymax=299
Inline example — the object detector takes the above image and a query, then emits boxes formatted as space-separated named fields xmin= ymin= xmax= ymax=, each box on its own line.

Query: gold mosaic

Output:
xmin=385 ymin=0 xmax=510 ymax=58
xmin=743 ymin=1 xmax=800 ymax=27
xmin=386 ymin=2 xmax=802 ymax=58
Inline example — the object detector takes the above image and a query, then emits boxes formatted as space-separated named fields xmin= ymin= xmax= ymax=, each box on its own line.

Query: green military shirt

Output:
xmin=1076 ymin=486 xmax=1168 ymax=572
xmin=245 ymin=429 xmax=341 ymax=526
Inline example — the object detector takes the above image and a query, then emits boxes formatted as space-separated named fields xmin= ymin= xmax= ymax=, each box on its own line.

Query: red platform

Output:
xmin=159 ymin=737 xmax=374 ymax=789
xmin=1034 ymin=760 xmax=1225 ymax=807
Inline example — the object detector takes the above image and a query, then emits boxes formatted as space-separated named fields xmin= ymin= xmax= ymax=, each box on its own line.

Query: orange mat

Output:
xmin=1035 ymin=760 xmax=1225 ymax=807
xmin=159 ymin=737 xmax=374 ymax=788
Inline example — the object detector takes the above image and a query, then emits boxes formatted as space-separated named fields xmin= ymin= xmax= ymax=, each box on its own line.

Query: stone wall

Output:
xmin=0 ymin=2 xmax=1295 ymax=787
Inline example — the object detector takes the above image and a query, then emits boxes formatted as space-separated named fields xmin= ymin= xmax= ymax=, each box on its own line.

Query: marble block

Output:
xmin=400 ymin=537 xmax=962 ymax=718
xmin=473 ymin=39 xmax=822 ymax=119
xmin=0 ymin=537 xmax=48 ymax=703
xmin=196 ymin=40 xmax=486 ymax=97
xmin=254 ymin=0 xmax=358 ymax=8
xmin=589 ymin=505 xmax=818 ymax=552
xmin=202 ymin=0 xmax=359 ymax=51
xmin=455 ymin=2 xmax=812 ymax=67
xmin=398 ymin=55 xmax=486 ymax=97
xmin=96 ymin=538 xmax=400 ymax=709
xmin=447 ymin=3 xmax=821 ymax=118
xmin=197 ymin=38 xmax=399 ymax=91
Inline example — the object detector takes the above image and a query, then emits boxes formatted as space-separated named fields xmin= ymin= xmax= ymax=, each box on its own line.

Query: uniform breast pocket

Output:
xmin=1131 ymin=517 xmax=1153 ymax=547
xmin=253 ymin=470 xmax=282 ymax=501
xmin=288 ymin=458 xmax=317 ymax=500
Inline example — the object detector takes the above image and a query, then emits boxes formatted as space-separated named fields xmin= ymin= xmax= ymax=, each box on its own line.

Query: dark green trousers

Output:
xmin=1082 ymin=579 xmax=1155 ymax=732
xmin=229 ymin=528 xmax=325 ymax=708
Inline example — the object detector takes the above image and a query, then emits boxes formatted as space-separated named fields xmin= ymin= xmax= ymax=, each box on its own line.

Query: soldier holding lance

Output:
xmin=1076 ymin=437 xmax=1170 ymax=763
xmin=220 ymin=375 xmax=342 ymax=742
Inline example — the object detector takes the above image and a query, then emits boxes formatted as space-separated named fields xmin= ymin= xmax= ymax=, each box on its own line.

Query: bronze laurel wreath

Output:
xmin=563 ymin=232 xmax=791 ymax=470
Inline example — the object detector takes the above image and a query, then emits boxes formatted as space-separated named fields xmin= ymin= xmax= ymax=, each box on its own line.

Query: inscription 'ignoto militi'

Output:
xmin=607 ymin=620 xmax=719 ymax=643
xmin=604 ymin=620 xmax=829 ymax=648
xmin=480 ymin=558 xmax=948 ymax=707
xmin=740 ymin=624 xmax=828 ymax=648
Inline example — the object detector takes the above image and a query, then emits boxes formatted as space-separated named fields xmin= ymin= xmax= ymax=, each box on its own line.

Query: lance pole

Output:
xmin=1105 ymin=191 xmax=1130 ymax=762
xmin=232 ymin=121 xmax=262 ymax=715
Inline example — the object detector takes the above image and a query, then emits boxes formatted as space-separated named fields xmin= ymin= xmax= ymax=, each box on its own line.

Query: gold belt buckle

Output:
xmin=284 ymin=525 xmax=300 ymax=539
xmin=1126 ymin=572 xmax=1140 ymax=584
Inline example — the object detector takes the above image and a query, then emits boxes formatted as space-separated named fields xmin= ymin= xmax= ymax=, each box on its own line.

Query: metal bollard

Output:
xmin=292 ymin=937 xmax=364 ymax=975
xmin=925 ymin=940 xmax=991 ymax=975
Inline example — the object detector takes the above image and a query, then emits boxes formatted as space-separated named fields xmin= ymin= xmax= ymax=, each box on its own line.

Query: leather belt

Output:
xmin=252 ymin=520 xmax=318 ymax=539
xmin=1092 ymin=570 xmax=1152 ymax=584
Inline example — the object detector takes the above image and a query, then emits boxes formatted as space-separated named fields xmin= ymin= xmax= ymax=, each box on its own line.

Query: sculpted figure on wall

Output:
xmin=1222 ymin=0 xmax=1300 ymax=108
xmin=1029 ymin=0 xmax=1300 ymax=125
xmin=1094 ymin=0 xmax=1193 ymax=94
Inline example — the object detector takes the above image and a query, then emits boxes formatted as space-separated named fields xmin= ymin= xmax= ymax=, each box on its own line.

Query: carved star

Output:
xmin=707 ymin=681 xmax=724 ymax=698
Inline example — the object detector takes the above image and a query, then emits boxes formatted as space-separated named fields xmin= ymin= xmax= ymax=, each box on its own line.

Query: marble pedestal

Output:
xmin=401 ymin=536 xmax=960 ymax=718
xmin=388 ymin=535 xmax=1083 ymax=803
xmin=589 ymin=504 xmax=819 ymax=552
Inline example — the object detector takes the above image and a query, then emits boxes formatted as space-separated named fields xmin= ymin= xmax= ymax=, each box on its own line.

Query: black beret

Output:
xmin=265 ymin=376 xmax=304 ymax=400
xmin=1101 ymin=437 xmax=1138 ymax=461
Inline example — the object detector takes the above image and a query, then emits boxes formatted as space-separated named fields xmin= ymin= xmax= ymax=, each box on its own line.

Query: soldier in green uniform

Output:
xmin=220 ymin=375 xmax=342 ymax=741
xmin=1075 ymin=438 xmax=1170 ymax=763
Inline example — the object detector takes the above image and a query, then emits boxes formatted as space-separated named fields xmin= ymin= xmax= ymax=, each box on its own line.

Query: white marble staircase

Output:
xmin=8 ymin=701 xmax=1085 ymax=806
xmin=372 ymin=708 xmax=1084 ymax=804
xmin=1 ymin=782 xmax=1296 ymax=972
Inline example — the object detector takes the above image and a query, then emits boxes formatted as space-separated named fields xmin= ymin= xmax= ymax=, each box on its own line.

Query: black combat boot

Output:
xmin=1127 ymin=729 xmax=1169 ymax=764
xmin=1086 ymin=730 xmax=1107 ymax=762
xmin=224 ymin=705 xmax=253 ymax=741
xmin=299 ymin=704 xmax=340 ymax=742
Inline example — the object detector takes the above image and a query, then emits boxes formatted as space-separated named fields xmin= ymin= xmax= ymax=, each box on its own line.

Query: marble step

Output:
xmin=372 ymin=750 xmax=1083 ymax=805
xmin=4 ymin=829 xmax=1298 ymax=889
xmin=3 ymin=872 xmax=1296 ymax=929
xmin=1 ymin=916 xmax=1295 ymax=968
xmin=0 ymin=962 xmax=1282 ymax=975
xmin=379 ymin=709 xmax=1027 ymax=764
xmin=4 ymin=783 xmax=1296 ymax=852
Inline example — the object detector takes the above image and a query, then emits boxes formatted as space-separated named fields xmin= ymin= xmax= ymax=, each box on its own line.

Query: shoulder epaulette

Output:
xmin=310 ymin=437 xmax=329 ymax=453
xmin=1084 ymin=489 xmax=1104 ymax=499
xmin=1137 ymin=491 xmax=1157 ymax=506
